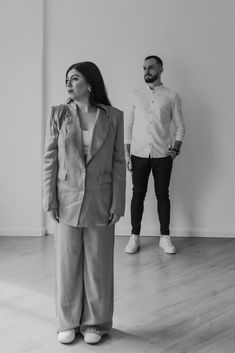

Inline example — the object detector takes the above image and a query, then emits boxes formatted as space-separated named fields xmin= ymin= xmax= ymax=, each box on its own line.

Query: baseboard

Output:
xmin=11 ymin=226 xmax=234 ymax=238
xmin=116 ymin=228 xmax=235 ymax=238
xmin=172 ymin=229 xmax=235 ymax=238
xmin=0 ymin=227 xmax=46 ymax=236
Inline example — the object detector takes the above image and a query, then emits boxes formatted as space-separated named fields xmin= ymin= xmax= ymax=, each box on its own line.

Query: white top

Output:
xmin=124 ymin=84 xmax=185 ymax=158
xmin=81 ymin=108 xmax=99 ymax=158
xmin=82 ymin=129 xmax=93 ymax=157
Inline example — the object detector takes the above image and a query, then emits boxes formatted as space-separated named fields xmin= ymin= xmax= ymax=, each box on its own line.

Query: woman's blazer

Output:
xmin=43 ymin=101 xmax=126 ymax=227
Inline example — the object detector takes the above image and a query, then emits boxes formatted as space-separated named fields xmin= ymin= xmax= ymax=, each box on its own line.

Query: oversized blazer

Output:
xmin=43 ymin=101 xmax=126 ymax=227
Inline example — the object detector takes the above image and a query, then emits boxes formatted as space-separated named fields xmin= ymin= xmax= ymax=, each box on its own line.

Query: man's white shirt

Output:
xmin=124 ymin=84 xmax=185 ymax=158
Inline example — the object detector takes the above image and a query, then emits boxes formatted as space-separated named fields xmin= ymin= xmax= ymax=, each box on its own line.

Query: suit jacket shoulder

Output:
xmin=106 ymin=105 xmax=123 ymax=122
xmin=51 ymin=104 xmax=67 ymax=117
xmin=50 ymin=104 xmax=67 ymax=130
xmin=108 ymin=105 xmax=123 ymax=115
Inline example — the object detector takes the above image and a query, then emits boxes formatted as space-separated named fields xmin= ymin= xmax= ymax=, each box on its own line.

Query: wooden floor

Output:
xmin=0 ymin=235 xmax=235 ymax=353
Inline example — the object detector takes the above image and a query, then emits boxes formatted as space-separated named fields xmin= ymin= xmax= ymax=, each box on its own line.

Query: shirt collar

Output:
xmin=145 ymin=83 xmax=164 ymax=92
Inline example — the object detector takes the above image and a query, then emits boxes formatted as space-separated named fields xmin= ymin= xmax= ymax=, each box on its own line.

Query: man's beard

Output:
xmin=144 ymin=73 xmax=159 ymax=83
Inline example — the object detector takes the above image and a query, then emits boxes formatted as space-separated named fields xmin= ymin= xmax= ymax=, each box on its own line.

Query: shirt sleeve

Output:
xmin=124 ymin=92 xmax=135 ymax=144
xmin=172 ymin=93 xmax=185 ymax=142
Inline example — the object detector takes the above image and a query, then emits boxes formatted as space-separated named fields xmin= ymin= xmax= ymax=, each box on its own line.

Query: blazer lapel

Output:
xmin=66 ymin=102 xmax=86 ymax=165
xmin=86 ymin=105 xmax=110 ymax=165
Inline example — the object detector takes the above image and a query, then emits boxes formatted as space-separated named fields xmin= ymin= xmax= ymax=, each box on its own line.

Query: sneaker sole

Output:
xmin=58 ymin=337 xmax=75 ymax=344
xmin=159 ymin=246 xmax=176 ymax=254
xmin=84 ymin=339 xmax=101 ymax=345
xmin=58 ymin=332 xmax=75 ymax=344
xmin=125 ymin=246 xmax=141 ymax=254
xmin=84 ymin=334 xmax=102 ymax=345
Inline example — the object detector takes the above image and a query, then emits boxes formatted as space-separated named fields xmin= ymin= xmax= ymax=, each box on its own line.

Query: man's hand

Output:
xmin=48 ymin=208 xmax=59 ymax=223
xmin=125 ymin=144 xmax=133 ymax=173
xmin=170 ymin=150 xmax=177 ymax=160
xmin=108 ymin=212 xmax=121 ymax=226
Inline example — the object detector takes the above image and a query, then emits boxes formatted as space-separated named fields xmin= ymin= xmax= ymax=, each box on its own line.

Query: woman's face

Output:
xmin=66 ymin=68 xmax=90 ymax=100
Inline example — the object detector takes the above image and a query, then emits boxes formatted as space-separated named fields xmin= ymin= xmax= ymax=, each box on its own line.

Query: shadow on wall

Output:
xmin=171 ymin=96 xmax=216 ymax=235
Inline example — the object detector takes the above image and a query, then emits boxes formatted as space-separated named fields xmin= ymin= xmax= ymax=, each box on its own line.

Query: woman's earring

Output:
xmin=88 ymin=86 xmax=91 ymax=92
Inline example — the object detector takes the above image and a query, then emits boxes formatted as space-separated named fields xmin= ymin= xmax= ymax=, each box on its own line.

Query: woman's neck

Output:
xmin=74 ymin=96 xmax=92 ymax=114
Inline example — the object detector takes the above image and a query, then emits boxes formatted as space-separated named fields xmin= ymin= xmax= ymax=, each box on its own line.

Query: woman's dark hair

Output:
xmin=66 ymin=61 xmax=112 ymax=107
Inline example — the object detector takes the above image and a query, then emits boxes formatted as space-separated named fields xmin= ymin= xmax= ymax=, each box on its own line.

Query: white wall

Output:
xmin=0 ymin=0 xmax=44 ymax=236
xmin=1 ymin=0 xmax=234 ymax=237
xmin=44 ymin=0 xmax=235 ymax=237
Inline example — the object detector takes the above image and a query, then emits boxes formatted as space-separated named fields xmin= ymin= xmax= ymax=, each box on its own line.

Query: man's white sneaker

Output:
xmin=57 ymin=329 xmax=75 ymax=344
xmin=159 ymin=235 xmax=176 ymax=254
xmin=125 ymin=235 xmax=140 ymax=254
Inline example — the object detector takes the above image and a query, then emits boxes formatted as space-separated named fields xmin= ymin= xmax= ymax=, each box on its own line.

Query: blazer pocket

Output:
xmin=99 ymin=173 xmax=112 ymax=184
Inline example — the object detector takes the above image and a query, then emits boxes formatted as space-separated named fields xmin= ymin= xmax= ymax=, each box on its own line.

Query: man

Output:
xmin=124 ymin=55 xmax=185 ymax=254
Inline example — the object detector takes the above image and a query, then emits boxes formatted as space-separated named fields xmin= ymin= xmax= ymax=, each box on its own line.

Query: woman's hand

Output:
xmin=48 ymin=208 xmax=59 ymax=223
xmin=126 ymin=154 xmax=133 ymax=173
xmin=108 ymin=212 xmax=121 ymax=226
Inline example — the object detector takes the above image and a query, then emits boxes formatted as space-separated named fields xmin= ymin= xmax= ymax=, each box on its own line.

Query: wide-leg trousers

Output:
xmin=55 ymin=221 xmax=115 ymax=335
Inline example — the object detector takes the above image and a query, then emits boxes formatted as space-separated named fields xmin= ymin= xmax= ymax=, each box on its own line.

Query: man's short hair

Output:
xmin=144 ymin=55 xmax=163 ymax=67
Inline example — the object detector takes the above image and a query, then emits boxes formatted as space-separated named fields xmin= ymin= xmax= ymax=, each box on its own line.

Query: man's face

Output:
xmin=143 ymin=58 xmax=163 ymax=83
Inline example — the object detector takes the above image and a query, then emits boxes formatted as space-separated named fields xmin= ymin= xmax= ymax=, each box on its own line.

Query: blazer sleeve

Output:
xmin=110 ymin=111 xmax=126 ymax=217
xmin=42 ymin=106 xmax=59 ymax=212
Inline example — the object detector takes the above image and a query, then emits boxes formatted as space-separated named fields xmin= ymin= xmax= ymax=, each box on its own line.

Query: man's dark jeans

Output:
xmin=131 ymin=154 xmax=173 ymax=236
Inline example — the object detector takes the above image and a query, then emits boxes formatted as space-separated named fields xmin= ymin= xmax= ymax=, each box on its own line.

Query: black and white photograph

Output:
xmin=0 ymin=0 xmax=235 ymax=352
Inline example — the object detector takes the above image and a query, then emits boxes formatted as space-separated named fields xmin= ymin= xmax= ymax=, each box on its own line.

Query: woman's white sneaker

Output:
xmin=57 ymin=329 xmax=75 ymax=344
xmin=125 ymin=235 xmax=140 ymax=254
xmin=84 ymin=332 xmax=102 ymax=344
xmin=159 ymin=235 xmax=176 ymax=254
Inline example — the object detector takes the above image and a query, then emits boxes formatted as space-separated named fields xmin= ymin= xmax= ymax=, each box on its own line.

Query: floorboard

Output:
xmin=0 ymin=235 xmax=234 ymax=353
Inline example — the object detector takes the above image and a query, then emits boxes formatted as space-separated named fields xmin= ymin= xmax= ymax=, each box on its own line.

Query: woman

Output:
xmin=43 ymin=62 xmax=126 ymax=345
